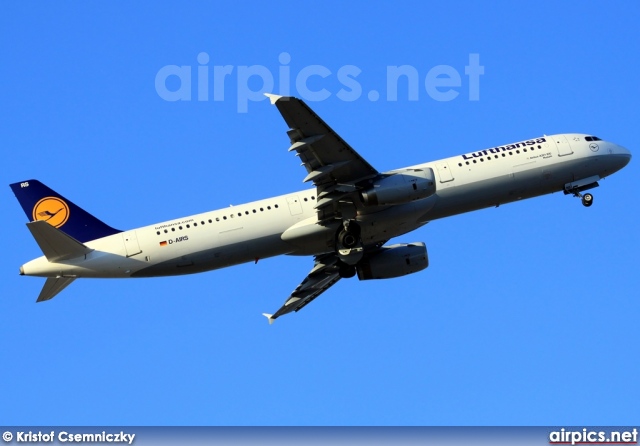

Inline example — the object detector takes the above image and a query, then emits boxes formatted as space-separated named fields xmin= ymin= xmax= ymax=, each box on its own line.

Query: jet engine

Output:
xmin=360 ymin=168 xmax=436 ymax=206
xmin=356 ymin=242 xmax=428 ymax=280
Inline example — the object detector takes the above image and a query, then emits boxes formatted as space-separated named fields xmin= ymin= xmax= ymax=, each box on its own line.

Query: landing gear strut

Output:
xmin=564 ymin=179 xmax=598 ymax=208
xmin=569 ymin=189 xmax=594 ymax=207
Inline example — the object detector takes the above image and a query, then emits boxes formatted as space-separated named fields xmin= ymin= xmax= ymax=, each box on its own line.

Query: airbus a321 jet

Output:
xmin=11 ymin=94 xmax=631 ymax=323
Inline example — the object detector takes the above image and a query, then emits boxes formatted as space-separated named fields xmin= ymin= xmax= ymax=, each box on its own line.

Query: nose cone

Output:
xmin=617 ymin=144 xmax=632 ymax=166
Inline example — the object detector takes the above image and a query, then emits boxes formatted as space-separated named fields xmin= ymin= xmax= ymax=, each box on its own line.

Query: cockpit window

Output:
xmin=585 ymin=136 xmax=602 ymax=141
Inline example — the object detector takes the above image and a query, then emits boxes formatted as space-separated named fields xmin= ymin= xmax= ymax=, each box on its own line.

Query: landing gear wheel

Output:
xmin=338 ymin=264 xmax=356 ymax=278
xmin=335 ymin=220 xmax=364 ymax=265
xmin=339 ymin=231 xmax=359 ymax=249
xmin=581 ymin=193 xmax=593 ymax=207
xmin=337 ymin=220 xmax=362 ymax=249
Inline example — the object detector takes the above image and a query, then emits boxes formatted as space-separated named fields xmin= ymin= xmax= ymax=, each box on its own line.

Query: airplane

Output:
xmin=10 ymin=94 xmax=632 ymax=323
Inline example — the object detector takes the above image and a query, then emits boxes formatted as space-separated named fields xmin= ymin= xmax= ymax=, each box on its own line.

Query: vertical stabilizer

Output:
xmin=9 ymin=180 xmax=121 ymax=243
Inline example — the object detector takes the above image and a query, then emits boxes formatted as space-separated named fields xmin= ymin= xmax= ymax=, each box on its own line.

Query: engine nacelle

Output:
xmin=356 ymin=242 xmax=428 ymax=280
xmin=360 ymin=168 xmax=435 ymax=206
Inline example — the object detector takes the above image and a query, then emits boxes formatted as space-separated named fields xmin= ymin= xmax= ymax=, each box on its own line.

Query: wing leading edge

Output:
xmin=265 ymin=94 xmax=380 ymax=225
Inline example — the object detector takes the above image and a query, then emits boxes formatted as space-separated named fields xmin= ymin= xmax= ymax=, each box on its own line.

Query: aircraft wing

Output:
xmin=266 ymin=94 xmax=380 ymax=224
xmin=263 ymin=253 xmax=341 ymax=324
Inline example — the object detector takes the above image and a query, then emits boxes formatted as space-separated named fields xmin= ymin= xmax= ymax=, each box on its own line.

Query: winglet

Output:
xmin=262 ymin=313 xmax=275 ymax=325
xmin=264 ymin=93 xmax=282 ymax=105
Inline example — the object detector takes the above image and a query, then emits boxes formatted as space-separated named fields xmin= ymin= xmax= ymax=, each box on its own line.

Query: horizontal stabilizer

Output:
xmin=37 ymin=276 xmax=75 ymax=302
xmin=27 ymin=221 xmax=93 ymax=262
xmin=262 ymin=313 xmax=275 ymax=325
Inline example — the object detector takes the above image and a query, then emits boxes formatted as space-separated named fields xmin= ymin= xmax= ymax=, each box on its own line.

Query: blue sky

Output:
xmin=1 ymin=1 xmax=638 ymax=426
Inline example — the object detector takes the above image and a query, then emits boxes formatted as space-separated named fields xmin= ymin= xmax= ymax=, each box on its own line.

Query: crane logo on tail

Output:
xmin=32 ymin=197 xmax=70 ymax=228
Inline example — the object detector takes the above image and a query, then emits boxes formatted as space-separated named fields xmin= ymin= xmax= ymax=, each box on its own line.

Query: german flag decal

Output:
xmin=159 ymin=241 xmax=167 ymax=247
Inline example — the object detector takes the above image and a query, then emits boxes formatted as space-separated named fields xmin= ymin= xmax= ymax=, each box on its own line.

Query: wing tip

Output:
xmin=264 ymin=93 xmax=283 ymax=105
xmin=262 ymin=313 xmax=275 ymax=325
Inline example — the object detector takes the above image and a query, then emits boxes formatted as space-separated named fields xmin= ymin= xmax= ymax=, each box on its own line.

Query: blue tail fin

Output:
xmin=10 ymin=180 xmax=121 ymax=243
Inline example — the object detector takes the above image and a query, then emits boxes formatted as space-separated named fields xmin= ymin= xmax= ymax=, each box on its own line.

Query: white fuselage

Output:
xmin=20 ymin=134 xmax=631 ymax=279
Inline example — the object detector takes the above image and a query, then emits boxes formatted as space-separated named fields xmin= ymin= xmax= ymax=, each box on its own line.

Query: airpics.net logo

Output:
xmin=155 ymin=52 xmax=484 ymax=112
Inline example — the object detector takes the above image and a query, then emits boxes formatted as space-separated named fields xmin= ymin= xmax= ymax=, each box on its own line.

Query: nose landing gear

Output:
xmin=564 ymin=178 xmax=599 ymax=208
xmin=569 ymin=189 xmax=594 ymax=207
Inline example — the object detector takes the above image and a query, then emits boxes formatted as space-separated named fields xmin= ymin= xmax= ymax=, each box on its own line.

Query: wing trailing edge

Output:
xmin=263 ymin=254 xmax=342 ymax=324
